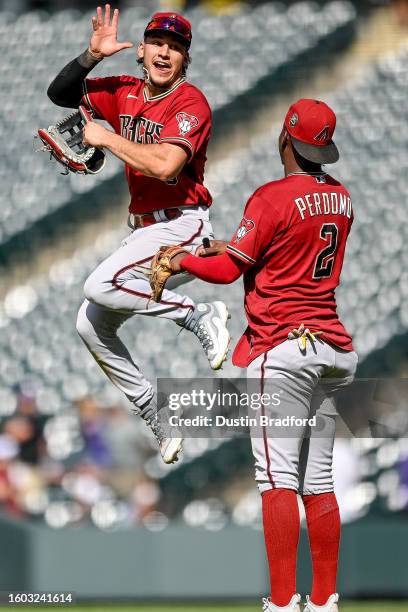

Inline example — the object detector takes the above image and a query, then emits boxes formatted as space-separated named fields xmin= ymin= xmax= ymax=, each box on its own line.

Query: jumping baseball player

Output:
xmin=47 ymin=5 xmax=230 ymax=465
xmin=158 ymin=99 xmax=358 ymax=612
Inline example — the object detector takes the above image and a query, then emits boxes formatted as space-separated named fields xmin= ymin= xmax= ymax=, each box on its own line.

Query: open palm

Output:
xmin=89 ymin=4 xmax=133 ymax=59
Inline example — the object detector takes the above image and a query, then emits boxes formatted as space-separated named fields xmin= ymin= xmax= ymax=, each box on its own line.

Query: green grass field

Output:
xmin=2 ymin=603 xmax=408 ymax=612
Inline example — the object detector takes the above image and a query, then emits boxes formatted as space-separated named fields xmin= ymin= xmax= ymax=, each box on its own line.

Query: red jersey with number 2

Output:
xmin=227 ymin=173 xmax=354 ymax=367
xmin=82 ymin=76 xmax=212 ymax=214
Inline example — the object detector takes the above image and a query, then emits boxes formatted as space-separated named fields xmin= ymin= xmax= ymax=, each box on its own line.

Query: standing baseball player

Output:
xmin=47 ymin=5 xmax=230 ymax=465
xmin=159 ymin=99 xmax=358 ymax=612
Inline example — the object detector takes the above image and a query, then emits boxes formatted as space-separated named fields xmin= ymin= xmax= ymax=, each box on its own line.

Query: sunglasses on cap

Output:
xmin=145 ymin=14 xmax=192 ymax=48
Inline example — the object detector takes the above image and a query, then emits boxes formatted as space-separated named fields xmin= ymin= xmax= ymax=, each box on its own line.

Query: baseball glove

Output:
xmin=149 ymin=245 xmax=190 ymax=302
xmin=37 ymin=105 xmax=106 ymax=175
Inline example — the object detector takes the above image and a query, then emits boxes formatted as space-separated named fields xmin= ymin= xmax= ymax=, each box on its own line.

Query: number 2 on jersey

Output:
xmin=313 ymin=223 xmax=338 ymax=279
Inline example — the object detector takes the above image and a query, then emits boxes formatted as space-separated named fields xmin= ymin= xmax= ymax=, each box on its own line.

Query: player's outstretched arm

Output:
xmin=180 ymin=250 xmax=249 ymax=283
xmin=149 ymin=248 xmax=248 ymax=302
xmin=88 ymin=4 xmax=133 ymax=60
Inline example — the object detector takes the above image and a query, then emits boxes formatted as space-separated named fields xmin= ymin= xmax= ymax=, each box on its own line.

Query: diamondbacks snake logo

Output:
xmin=176 ymin=112 xmax=199 ymax=136
xmin=234 ymin=218 xmax=255 ymax=243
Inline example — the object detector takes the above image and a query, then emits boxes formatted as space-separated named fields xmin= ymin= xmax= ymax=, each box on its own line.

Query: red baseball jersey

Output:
xmin=227 ymin=172 xmax=354 ymax=367
xmin=82 ymin=76 xmax=212 ymax=214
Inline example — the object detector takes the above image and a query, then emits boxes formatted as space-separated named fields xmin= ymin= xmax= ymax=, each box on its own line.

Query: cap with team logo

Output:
xmin=284 ymin=99 xmax=339 ymax=164
xmin=144 ymin=12 xmax=192 ymax=49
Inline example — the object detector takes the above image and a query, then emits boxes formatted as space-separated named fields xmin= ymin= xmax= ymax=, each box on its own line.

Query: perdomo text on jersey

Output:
xmin=295 ymin=192 xmax=352 ymax=220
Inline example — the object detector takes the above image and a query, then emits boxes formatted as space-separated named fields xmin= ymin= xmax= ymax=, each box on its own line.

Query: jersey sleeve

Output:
xmin=227 ymin=192 xmax=277 ymax=265
xmin=82 ymin=75 xmax=127 ymax=126
xmin=159 ymin=92 xmax=211 ymax=159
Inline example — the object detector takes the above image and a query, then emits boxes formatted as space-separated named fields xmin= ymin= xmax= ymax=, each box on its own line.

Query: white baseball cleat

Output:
xmin=158 ymin=434 xmax=183 ymax=465
xmin=147 ymin=413 xmax=183 ymax=464
xmin=184 ymin=301 xmax=231 ymax=370
xmin=262 ymin=594 xmax=302 ymax=612
xmin=136 ymin=400 xmax=182 ymax=465
xmin=304 ymin=594 xmax=339 ymax=612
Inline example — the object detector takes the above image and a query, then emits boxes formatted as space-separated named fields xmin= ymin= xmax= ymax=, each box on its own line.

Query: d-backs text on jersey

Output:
xmin=120 ymin=115 xmax=163 ymax=144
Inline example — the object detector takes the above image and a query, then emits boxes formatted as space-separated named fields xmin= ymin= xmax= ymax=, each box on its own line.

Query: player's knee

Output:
xmin=83 ymin=274 xmax=105 ymax=306
xmin=76 ymin=304 xmax=93 ymax=343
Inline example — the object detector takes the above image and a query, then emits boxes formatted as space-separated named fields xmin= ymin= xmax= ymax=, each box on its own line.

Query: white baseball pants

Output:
xmin=248 ymin=339 xmax=358 ymax=495
xmin=76 ymin=206 xmax=213 ymax=409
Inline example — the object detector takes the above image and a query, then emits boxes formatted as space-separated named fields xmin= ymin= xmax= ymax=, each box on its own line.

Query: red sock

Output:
xmin=262 ymin=488 xmax=300 ymax=607
xmin=302 ymin=493 xmax=340 ymax=606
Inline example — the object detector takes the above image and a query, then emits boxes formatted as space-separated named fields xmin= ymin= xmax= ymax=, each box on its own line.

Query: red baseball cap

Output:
xmin=144 ymin=12 xmax=192 ymax=49
xmin=284 ymin=99 xmax=339 ymax=164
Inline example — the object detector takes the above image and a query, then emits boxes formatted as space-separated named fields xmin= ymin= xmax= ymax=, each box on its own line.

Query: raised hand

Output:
xmin=89 ymin=4 xmax=133 ymax=59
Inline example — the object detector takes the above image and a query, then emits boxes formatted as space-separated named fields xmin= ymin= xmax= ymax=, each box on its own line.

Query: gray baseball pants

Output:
xmin=248 ymin=339 xmax=358 ymax=495
xmin=76 ymin=206 xmax=213 ymax=409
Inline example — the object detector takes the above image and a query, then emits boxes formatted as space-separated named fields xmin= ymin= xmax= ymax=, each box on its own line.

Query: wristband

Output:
xmin=77 ymin=48 xmax=103 ymax=69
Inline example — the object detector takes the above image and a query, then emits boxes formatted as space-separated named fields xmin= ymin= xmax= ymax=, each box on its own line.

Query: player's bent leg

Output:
xmin=76 ymin=300 xmax=182 ymax=464
xmin=84 ymin=267 xmax=230 ymax=370
xmin=84 ymin=265 xmax=195 ymax=320
xmin=82 ymin=213 xmax=207 ymax=315
xmin=76 ymin=300 xmax=153 ymax=407
xmin=82 ymin=214 xmax=231 ymax=369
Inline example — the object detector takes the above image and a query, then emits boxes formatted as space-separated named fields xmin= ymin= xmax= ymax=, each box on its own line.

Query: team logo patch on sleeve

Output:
xmin=233 ymin=218 xmax=255 ymax=243
xmin=176 ymin=112 xmax=199 ymax=136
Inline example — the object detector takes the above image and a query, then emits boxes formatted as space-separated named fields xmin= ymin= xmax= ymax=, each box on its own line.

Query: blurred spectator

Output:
xmin=0 ymin=434 xmax=23 ymax=518
xmin=61 ymin=462 xmax=109 ymax=508
xmin=0 ymin=389 xmax=164 ymax=528
xmin=76 ymin=397 xmax=113 ymax=469
xmin=129 ymin=477 xmax=161 ymax=523
xmin=2 ymin=413 xmax=44 ymax=465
